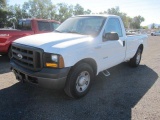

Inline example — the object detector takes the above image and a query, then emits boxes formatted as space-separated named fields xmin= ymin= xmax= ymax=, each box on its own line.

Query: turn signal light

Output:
xmin=59 ymin=55 xmax=65 ymax=68
xmin=46 ymin=63 xmax=58 ymax=68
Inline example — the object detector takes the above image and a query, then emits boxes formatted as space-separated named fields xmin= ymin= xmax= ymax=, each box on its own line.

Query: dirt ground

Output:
xmin=0 ymin=36 xmax=160 ymax=120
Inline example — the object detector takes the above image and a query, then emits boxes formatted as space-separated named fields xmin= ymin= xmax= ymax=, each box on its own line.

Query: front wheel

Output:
xmin=64 ymin=63 xmax=94 ymax=98
xmin=129 ymin=48 xmax=142 ymax=67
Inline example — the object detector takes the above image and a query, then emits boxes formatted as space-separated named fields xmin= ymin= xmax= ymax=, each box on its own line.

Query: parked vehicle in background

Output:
xmin=126 ymin=30 xmax=137 ymax=35
xmin=10 ymin=15 xmax=148 ymax=98
xmin=0 ymin=19 xmax=60 ymax=58
xmin=151 ymin=31 xmax=160 ymax=36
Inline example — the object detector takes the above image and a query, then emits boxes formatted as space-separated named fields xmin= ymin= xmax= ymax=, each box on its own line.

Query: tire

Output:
xmin=64 ymin=63 xmax=94 ymax=98
xmin=8 ymin=47 xmax=12 ymax=59
xmin=129 ymin=47 xmax=142 ymax=67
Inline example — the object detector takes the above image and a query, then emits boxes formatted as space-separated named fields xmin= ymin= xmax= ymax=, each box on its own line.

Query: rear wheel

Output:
xmin=129 ymin=47 xmax=142 ymax=67
xmin=64 ymin=63 xmax=94 ymax=98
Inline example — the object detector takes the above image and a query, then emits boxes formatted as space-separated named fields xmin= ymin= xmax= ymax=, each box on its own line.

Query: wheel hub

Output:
xmin=78 ymin=77 xmax=86 ymax=86
xmin=76 ymin=71 xmax=90 ymax=92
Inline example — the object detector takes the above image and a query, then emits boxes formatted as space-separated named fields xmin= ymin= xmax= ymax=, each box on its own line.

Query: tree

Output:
xmin=8 ymin=5 xmax=23 ymax=20
xmin=130 ymin=16 xmax=144 ymax=29
xmin=1 ymin=2 xmax=146 ymax=29
xmin=151 ymin=23 xmax=155 ymax=29
xmin=55 ymin=3 xmax=91 ymax=22
xmin=105 ymin=7 xmax=132 ymax=28
xmin=126 ymin=16 xmax=132 ymax=29
xmin=55 ymin=3 xmax=73 ymax=22
xmin=107 ymin=6 xmax=120 ymax=15
xmin=141 ymin=26 xmax=148 ymax=29
xmin=0 ymin=9 xmax=7 ymax=27
xmin=0 ymin=0 xmax=13 ymax=27
xmin=21 ymin=0 xmax=56 ymax=19
xmin=73 ymin=4 xmax=84 ymax=15
xmin=84 ymin=9 xmax=91 ymax=15
xmin=99 ymin=7 xmax=145 ymax=29
xmin=21 ymin=2 xmax=31 ymax=18
xmin=1 ymin=1 xmax=92 ymax=25
xmin=73 ymin=4 xmax=91 ymax=15
xmin=0 ymin=0 xmax=6 ymax=8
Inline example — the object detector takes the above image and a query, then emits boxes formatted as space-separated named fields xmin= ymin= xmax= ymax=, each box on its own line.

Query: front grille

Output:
xmin=11 ymin=43 xmax=43 ymax=71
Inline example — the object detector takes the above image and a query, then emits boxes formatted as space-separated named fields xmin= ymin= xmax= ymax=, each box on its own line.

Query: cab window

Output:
xmin=38 ymin=21 xmax=51 ymax=31
xmin=105 ymin=18 xmax=123 ymax=37
xmin=17 ymin=20 xmax=31 ymax=30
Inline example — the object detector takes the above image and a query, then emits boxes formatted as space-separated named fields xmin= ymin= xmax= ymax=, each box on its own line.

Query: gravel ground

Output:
xmin=0 ymin=36 xmax=160 ymax=120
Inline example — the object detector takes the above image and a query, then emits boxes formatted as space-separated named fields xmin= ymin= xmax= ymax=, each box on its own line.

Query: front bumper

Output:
xmin=10 ymin=61 xmax=70 ymax=89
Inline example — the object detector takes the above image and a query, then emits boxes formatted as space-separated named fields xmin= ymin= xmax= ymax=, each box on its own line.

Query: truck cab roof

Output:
xmin=75 ymin=14 xmax=119 ymax=18
xmin=19 ymin=18 xmax=60 ymax=24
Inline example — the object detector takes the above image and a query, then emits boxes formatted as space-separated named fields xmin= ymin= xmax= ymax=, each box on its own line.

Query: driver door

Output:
xmin=98 ymin=18 xmax=126 ymax=71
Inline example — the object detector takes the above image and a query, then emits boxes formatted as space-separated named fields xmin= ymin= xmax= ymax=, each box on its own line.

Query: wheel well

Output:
xmin=139 ymin=44 xmax=143 ymax=52
xmin=73 ymin=58 xmax=97 ymax=75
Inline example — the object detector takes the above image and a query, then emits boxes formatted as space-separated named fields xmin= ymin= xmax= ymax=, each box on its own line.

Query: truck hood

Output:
xmin=14 ymin=32 xmax=94 ymax=53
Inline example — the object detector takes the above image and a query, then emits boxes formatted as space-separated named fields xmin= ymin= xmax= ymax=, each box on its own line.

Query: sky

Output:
xmin=8 ymin=0 xmax=160 ymax=26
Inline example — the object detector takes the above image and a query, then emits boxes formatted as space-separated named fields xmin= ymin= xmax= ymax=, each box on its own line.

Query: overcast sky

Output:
xmin=8 ymin=0 xmax=160 ymax=26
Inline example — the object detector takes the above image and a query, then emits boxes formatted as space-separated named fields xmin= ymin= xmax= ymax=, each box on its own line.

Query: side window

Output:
xmin=105 ymin=18 xmax=123 ymax=37
xmin=23 ymin=20 xmax=32 ymax=30
xmin=38 ymin=21 xmax=51 ymax=31
xmin=17 ymin=20 xmax=31 ymax=30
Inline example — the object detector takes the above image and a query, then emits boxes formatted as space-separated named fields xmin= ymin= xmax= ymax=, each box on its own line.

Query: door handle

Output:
xmin=123 ymin=41 xmax=125 ymax=47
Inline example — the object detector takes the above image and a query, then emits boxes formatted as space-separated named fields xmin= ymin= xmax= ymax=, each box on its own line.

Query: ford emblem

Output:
xmin=17 ymin=53 xmax=23 ymax=59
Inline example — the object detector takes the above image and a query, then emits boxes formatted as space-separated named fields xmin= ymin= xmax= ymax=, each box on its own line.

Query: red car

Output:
xmin=0 ymin=18 xmax=60 ymax=58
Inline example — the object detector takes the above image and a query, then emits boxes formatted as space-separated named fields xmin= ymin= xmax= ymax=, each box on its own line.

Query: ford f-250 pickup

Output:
xmin=10 ymin=15 xmax=148 ymax=98
xmin=0 ymin=19 xmax=60 ymax=58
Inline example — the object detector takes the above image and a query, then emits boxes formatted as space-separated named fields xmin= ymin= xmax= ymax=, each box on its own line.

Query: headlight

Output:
xmin=44 ymin=53 xmax=64 ymax=68
xmin=51 ymin=55 xmax=58 ymax=62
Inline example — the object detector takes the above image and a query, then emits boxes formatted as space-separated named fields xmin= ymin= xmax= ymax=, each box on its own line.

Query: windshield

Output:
xmin=55 ymin=16 xmax=106 ymax=36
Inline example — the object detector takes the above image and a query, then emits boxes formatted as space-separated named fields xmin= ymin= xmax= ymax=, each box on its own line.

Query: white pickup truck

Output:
xmin=10 ymin=15 xmax=148 ymax=98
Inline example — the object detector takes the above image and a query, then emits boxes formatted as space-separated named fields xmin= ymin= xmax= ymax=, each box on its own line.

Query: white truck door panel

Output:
xmin=99 ymin=38 xmax=125 ymax=71
xmin=97 ymin=17 xmax=126 ymax=72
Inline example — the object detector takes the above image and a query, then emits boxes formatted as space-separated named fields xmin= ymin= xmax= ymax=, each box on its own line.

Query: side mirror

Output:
xmin=103 ymin=32 xmax=119 ymax=41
